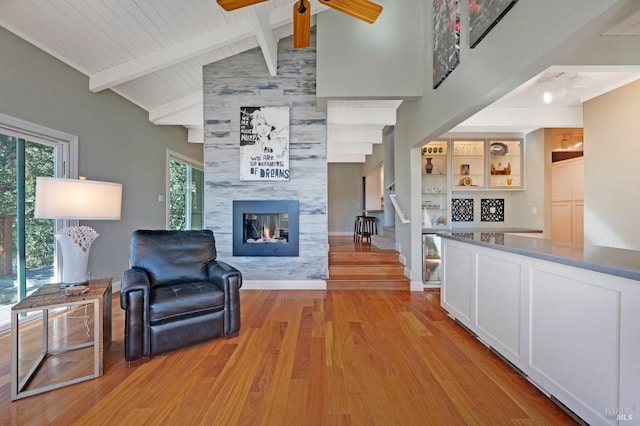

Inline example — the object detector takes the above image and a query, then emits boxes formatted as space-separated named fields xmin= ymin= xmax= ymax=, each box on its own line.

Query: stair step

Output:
xmin=326 ymin=278 xmax=409 ymax=291
xmin=330 ymin=265 xmax=404 ymax=276
xmin=329 ymin=251 xmax=399 ymax=264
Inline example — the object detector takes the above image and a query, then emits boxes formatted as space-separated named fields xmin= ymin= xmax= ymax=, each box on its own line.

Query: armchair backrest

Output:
xmin=130 ymin=230 xmax=217 ymax=287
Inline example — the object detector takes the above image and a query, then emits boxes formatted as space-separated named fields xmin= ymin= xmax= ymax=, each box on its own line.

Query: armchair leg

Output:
xmin=225 ymin=331 xmax=240 ymax=339
xmin=126 ymin=358 xmax=149 ymax=368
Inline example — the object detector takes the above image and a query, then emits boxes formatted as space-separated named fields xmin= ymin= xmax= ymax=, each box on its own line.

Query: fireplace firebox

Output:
xmin=232 ymin=200 xmax=299 ymax=256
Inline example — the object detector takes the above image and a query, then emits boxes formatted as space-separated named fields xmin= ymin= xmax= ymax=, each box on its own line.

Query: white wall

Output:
xmin=316 ymin=0 xmax=423 ymax=102
xmin=382 ymin=127 xmax=396 ymax=228
xmin=512 ymin=129 xmax=547 ymax=233
xmin=364 ymin=164 xmax=383 ymax=210
xmin=583 ymin=80 xmax=640 ymax=250
xmin=328 ymin=163 xmax=362 ymax=234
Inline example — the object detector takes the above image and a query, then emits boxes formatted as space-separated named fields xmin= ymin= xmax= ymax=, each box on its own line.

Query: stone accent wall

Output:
xmin=203 ymin=31 xmax=328 ymax=281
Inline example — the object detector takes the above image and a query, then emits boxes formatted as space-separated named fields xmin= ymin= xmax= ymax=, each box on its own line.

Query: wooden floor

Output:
xmin=0 ymin=239 xmax=577 ymax=425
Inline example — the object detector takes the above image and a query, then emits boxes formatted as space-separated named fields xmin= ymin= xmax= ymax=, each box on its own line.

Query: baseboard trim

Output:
xmin=410 ymin=280 xmax=424 ymax=292
xmin=423 ymin=283 xmax=441 ymax=289
xmin=328 ymin=231 xmax=353 ymax=236
xmin=241 ymin=280 xmax=327 ymax=290
xmin=112 ymin=280 xmax=326 ymax=292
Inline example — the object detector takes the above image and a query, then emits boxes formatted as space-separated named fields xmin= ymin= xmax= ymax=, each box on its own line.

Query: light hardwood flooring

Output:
xmin=0 ymin=240 xmax=576 ymax=425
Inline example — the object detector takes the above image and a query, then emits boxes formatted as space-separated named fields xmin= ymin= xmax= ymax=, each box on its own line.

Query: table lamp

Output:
xmin=34 ymin=177 xmax=122 ymax=287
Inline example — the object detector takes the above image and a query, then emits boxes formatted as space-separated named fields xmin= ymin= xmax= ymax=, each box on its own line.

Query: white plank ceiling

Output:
xmin=1 ymin=2 xmax=638 ymax=162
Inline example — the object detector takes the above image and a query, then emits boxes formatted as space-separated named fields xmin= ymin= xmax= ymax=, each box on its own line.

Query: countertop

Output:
xmin=438 ymin=231 xmax=640 ymax=282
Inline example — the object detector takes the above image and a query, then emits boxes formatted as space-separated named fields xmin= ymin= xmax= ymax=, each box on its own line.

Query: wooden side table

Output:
xmin=10 ymin=277 xmax=112 ymax=400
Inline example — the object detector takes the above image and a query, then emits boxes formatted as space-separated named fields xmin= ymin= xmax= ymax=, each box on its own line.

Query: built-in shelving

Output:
xmin=488 ymin=140 xmax=523 ymax=189
xmin=452 ymin=140 xmax=485 ymax=189
xmin=421 ymin=140 xmax=448 ymax=229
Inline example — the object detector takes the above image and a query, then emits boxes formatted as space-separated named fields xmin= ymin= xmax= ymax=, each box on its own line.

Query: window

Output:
xmin=167 ymin=150 xmax=204 ymax=230
xmin=0 ymin=114 xmax=76 ymax=332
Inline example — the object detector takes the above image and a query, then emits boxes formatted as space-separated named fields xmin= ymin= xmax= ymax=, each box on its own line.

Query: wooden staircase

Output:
xmin=327 ymin=236 xmax=409 ymax=290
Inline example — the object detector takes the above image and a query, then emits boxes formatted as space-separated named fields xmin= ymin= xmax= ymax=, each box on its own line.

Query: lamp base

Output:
xmin=60 ymin=279 xmax=89 ymax=288
xmin=56 ymin=226 xmax=99 ymax=287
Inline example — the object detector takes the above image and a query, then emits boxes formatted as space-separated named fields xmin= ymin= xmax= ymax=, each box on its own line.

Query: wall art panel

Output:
xmin=433 ymin=0 xmax=460 ymax=89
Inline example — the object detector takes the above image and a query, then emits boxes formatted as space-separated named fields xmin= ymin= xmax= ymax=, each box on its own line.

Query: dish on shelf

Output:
xmin=490 ymin=142 xmax=508 ymax=156
xmin=459 ymin=177 xmax=473 ymax=186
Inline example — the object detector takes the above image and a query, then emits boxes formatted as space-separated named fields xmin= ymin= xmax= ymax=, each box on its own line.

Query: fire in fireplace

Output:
xmin=243 ymin=213 xmax=288 ymax=243
xmin=233 ymin=200 xmax=299 ymax=256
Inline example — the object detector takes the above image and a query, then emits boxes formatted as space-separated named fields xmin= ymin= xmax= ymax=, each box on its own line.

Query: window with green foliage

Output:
xmin=0 ymin=124 xmax=67 ymax=331
xmin=168 ymin=153 xmax=203 ymax=231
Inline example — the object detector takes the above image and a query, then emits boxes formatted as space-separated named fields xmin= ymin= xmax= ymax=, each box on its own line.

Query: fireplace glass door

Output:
xmin=243 ymin=213 xmax=289 ymax=243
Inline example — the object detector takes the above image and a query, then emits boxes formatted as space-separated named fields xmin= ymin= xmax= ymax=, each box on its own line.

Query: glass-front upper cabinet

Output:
xmin=488 ymin=140 xmax=523 ymax=189
xmin=452 ymin=140 xmax=485 ymax=189
xmin=421 ymin=140 xmax=448 ymax=228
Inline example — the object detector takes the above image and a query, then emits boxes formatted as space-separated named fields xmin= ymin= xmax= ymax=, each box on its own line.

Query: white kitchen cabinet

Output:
xmin=551 ymin=157 xmax=584 ymax=243
xmin=551 ymin=201 xmax=572 ymax=242
xmin=441 ymin=237 xmax=640 ymax=426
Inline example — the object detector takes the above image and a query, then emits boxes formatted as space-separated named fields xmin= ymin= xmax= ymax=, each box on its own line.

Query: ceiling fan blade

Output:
xmin=217 ymin=0 xmax=267 ymax=12
xmin=318 ymin=0 xmax=383 ymax=24
xmin=293 ymin=0 xmax=311 ymax=48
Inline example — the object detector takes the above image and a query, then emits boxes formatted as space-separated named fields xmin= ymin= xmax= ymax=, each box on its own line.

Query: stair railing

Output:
xmin=388 ymin=192 xmax=410 ymax=224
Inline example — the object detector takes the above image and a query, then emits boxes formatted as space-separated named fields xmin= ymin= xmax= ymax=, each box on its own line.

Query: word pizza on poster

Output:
xmin=239 ymin=106 xmax=290 ymax=181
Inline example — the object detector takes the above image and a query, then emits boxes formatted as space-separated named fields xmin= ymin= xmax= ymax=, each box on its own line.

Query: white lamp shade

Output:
xmin=34 ymin=177 xmax=122 ymax=220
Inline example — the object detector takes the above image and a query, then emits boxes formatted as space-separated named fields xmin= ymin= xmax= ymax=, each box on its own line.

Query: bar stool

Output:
xmin=353 ymin=215 xmax=377 ymax=243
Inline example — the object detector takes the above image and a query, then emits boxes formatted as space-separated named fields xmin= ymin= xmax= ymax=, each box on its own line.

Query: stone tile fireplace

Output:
xmin=232 ymin=200 xmax=299 ymax=257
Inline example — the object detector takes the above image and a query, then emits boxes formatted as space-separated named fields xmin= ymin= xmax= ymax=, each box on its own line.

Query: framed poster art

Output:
xmin=433 ymin=0 xmax=460 ymax=89
xmin=239 ymin=106 xmax=290 ymax=181
xmin=469 ymin=0 xmax=519 ymax=48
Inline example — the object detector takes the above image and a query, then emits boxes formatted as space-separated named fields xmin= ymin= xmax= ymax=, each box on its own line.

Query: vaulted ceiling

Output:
xmin=0 ymin=0 xmax=400 ymax=162
xmin=1 ymin=2 xmax=639 ymax=163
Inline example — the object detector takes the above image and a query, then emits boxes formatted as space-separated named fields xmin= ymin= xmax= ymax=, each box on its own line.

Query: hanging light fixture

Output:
xmin=543 ymin=77 xmax=567 ymax=104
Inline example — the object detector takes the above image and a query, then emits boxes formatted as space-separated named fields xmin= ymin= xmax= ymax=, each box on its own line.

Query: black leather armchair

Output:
xmin=120 ymin=230 xmax=242 ymax=362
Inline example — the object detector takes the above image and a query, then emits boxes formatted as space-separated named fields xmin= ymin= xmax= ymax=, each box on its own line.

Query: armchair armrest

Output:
xmin=208 ymin=260 xmax=242 ymax=290
xmin=120 ymin=267 xmax=152 ymax=361
xmin=120 ymin=267 xmax=151 ymax=309
xmin=208 ymin=260 xmax=242 ymax=334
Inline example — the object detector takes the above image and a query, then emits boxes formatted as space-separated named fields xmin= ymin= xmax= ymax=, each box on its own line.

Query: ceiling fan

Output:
xmin=217 ymin=0 xmax=383 ymax=48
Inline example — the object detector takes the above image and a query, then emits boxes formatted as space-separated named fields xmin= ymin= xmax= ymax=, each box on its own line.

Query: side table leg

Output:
xmin=11 ymin=311 xmax=18 ymax=401
xmin=43 ymin=308 xmax=49 ymax=353
xmin=93 ymin=300 xmax=100 ymax=377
